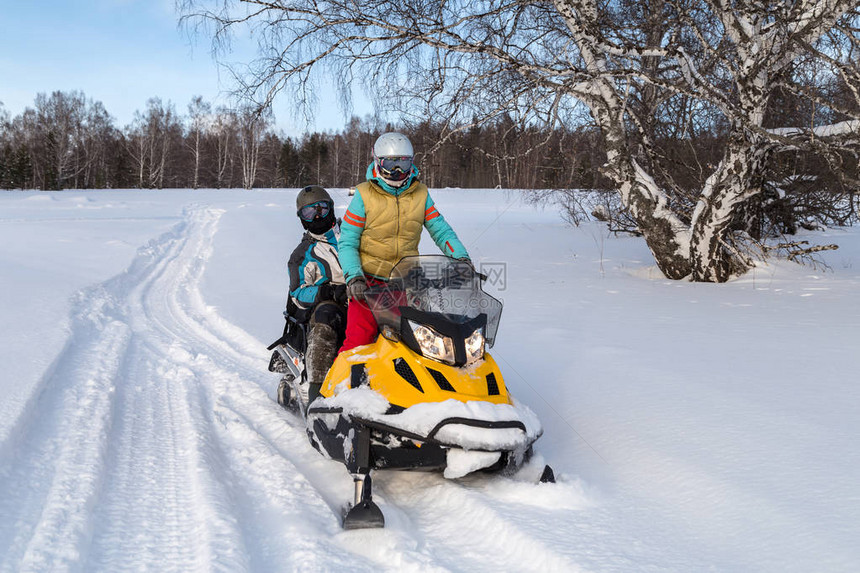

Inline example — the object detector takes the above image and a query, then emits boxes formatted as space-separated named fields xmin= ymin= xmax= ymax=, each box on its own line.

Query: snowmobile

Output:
xmin=268 ymin=255 xmax=553 ymax=529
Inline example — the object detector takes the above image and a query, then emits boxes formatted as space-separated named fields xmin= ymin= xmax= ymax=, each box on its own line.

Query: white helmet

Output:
xmin=373 ymin=132 xmax=414 ymax=187
xmin=373 ymin=132 xmax=413 ymax=158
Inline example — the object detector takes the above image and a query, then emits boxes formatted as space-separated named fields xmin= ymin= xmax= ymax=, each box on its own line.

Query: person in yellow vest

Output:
xmin=338 ymin=132 xmax=470 ymax=352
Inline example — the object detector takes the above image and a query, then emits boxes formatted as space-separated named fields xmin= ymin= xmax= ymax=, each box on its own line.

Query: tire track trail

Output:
xmin=117 ymin=207 xmax=427 ymax=571
xmin=86 ymin=209 xmax=252 ymax=572
xmin=0 ymin=315 xmax=130 ymax=572
xmin=83 ymin=207 xmax=357 ymax=572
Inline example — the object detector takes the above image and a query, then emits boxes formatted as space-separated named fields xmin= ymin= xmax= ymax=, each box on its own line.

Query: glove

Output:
xmin=456 ymin=257 xmax=473 ymax=266
xmin=333 ymin=283 xmax=348 ymax=306
xmin=347 ymin=278 xmax=368 ymax=301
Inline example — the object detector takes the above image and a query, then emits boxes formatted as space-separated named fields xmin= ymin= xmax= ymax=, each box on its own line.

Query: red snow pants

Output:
xmin=339 ymin=298 xmax=378 ymax=353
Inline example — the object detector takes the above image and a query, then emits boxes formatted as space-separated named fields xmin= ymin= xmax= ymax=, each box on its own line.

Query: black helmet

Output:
xmin=296 ymin=185 xmax=332 ymax=210
xmin=296 ymin=185 xmax=336 ymax=234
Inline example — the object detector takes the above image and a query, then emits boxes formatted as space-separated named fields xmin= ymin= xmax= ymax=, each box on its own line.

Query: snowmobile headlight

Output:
xmin=465 ymin=327 xmax=485 ymax=364
xmin=408 ymin=320 xmax=455 ymax=364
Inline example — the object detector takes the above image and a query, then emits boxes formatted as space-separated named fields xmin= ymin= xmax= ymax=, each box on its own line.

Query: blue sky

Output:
xmin=0 ymin=0 xmax=365 ymax=135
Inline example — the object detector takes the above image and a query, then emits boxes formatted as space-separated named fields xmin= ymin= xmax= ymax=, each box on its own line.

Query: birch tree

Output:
xmin=209 ymin=107 xmax=238 ymax=188
xmin=0 ymin=104 xmax=11 ymax=189
xmin=76 ymin=101 xmax=115 ymax=188
xmin=19 ymin=91 xmax=89 ymax=190
xmin=237 ymin=104 xmax=271 ymax=189
xmin=125 ymin=98 xmax=182 ymax=189
xmin=187 ymin=96 xmax=211 ymax=189
xmin=182 ymin=0 xmax=860 ymax=281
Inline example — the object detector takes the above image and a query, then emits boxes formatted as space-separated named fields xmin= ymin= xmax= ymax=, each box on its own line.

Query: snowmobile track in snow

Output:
xmin=0 ymin=206 xmax=580 ymax=572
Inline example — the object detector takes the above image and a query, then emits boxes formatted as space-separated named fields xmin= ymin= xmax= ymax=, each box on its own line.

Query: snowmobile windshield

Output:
xmin=365 ymin=255 xmax=503 ymax=347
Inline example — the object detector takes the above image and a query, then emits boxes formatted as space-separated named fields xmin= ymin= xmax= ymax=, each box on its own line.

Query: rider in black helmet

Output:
xmin=283 ymin=185 xmax=347 ymax=405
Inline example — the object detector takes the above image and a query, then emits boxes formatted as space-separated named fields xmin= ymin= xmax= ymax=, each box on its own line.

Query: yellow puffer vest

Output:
xmin=357 ymin=180 xmax=429 ymax=279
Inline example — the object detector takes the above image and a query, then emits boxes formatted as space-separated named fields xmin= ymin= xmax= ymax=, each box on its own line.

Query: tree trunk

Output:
xmin=689 ymin=129 xmax=773 ymax=282
xmin=193 ymin=130 xmax=200 ymax=190
xmin=613 ymin=156 xmax=693 ymax=280
xmin=592 ymin=92 xmax=693 ymax=279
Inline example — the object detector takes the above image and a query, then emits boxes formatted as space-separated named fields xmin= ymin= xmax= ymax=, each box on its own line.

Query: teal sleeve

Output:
xmin=339 ymin=193 xmax=366 ymax=283
xmin=424 ymin=195 xmax=469 ymax=259
xmin=290 ymin=258 xmax=325 ymax=305
xmin=291 ymin=283 xmax=321 ymax=305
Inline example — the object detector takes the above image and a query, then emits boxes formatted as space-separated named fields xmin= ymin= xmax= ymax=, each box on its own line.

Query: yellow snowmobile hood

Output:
xmin=321 ymin=335 xmax=512 ymax=409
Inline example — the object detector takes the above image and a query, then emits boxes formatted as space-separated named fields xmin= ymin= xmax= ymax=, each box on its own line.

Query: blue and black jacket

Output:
xmin=288 ymin=225 xmax=345 ymax=310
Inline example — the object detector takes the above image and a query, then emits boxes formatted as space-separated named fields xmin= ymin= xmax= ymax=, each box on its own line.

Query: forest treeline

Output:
xmin=1 ymin=91 xmax=852 ymax=243
xmin=0 ymin=90 xmax=623 ymax=191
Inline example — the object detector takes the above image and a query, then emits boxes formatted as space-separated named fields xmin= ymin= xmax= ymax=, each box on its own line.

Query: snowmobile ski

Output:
xmin=342 ymin=475 xmax=384 ymax=530
xmin=539 ymin=464 xmax=556 ymax=484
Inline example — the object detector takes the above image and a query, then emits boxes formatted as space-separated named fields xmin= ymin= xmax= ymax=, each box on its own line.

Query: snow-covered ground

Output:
xmin=1 ymin=188 xmax=858 ymax=572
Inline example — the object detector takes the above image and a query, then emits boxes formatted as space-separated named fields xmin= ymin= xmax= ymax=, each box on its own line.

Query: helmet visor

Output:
xmin=298 ymin=200 xmax=332 ymax=221
xmin=377 ymin=156 xmax=413 ymax=182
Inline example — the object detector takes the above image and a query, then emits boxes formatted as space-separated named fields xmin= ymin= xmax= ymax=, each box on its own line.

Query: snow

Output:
xmin=768 ymin=118 xmax=860 ymax=138
xmin=326 ymin=385 xmax=391 ymax=416
xmin=321 ymin=387 xmax=542 ymax=451
xmin=444 ymin=449 xmax=501 ymax=479
xmin=1 ymin=187 xmax=859 ymax=571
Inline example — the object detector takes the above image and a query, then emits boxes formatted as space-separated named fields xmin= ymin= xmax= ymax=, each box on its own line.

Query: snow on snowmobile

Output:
xmin=269 ymin=255 xmax=553 ymax=529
